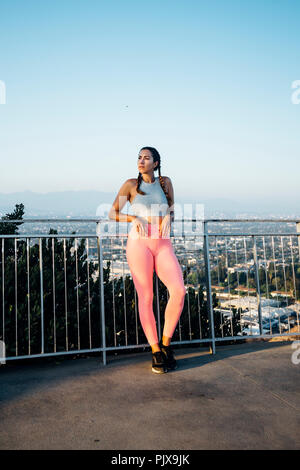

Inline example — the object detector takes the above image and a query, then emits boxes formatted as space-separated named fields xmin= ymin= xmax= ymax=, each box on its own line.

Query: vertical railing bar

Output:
xmin=271 ymin=236 xmax=280 ymax=305
xmin=289 ymin=235 xmax=297 ymax=304
xmin=203 ymin=223 xmax=216 ymax=354
xmin=219 ymin=237 xmax=224 ymax=338
xmin=243 ymin=236 xmax=252 ymax=334
xmin=109 ymin=237 xmax=117 ymax=348
xmin=296 ymin=227 xmax=300 ymax=331
xmin=280 ymin=236 xmax=288 ymax=307
xmin=186 ymin=281 xmax=192 ymax=341
xmin=271 ymin=236 xmax=281 ymax=334
xmin=184 ymin=237 xmax=192 ymax=341
xmin=134 ymin=285 xmax=139 ymax=345
xmin=97 ymin=225 xmax=106 ymax=365
xmin=234 ymin=237 xmax=242 ymax=333
xmin=52 ymin=238 xmax=56 ymax=353
xmin=234 ymin=237 xmax=241 ymax=297
xmin=15 ymin=239 xmax=18 ymax=356
xmin=262 ymin=236 xmax=272 ymax=335
xmin=224 ymin=237 xmax=234 ymax=337
xmin=221 ymin=310 xmax=224 ymax=338
xmin=26 ymin=238 xmax=31 ymax=355
xmin=155 ymin=273 xmax=161 ymax=342
xmin=39 ymin=238 xmax=44 ymax=354
xmin=215 ymin=235 xmax=223 ymax=338
xmin=215 ymin=236 xmax=220 ymax=287
xmin=229 ymin=237 xmax=234 ymax=336
xmin=121 ymin=237 xmax=128 ymax=346
xmin=297 ymin=223 xmax=300 ymax=260
xmin=175 ymin=242 xmax=182 ymax=342
xmin=86 ymin=238 xmax=92 ymax=349
xmin=63 ymin=238 xmax=69 ymax=351
xmin=112 ymin=273 xmax=117 ymax=347
xmin=178 ymin=311 xmax=183 ymax=342
xmin=196 ymin=239 xmax=203 ymax=340
xmin=280 ymin=236 xmax=290 ymax=332
xmin=2 ymin=239 xmax=5 ymax=345
xmin=75 ymin=238 xmax=80 ymax=350
xmin=289 ymin=235 xmax=299 ymax=331
xmin=253 ymin=236 xmax=263 ymax=336
xmin=197 ymin=282 xmax=202 ymax=340
xmin=250 ymin=236 xmax=255 ymax=335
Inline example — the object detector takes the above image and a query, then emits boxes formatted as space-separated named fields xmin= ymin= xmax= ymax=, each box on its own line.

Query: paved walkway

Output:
xmin=0 ymin=341 xmax=299 ymax=450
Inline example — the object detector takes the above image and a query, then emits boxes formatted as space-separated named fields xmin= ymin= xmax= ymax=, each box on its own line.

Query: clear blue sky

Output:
xmin=0 ymin=0 xmax=300 ymax=204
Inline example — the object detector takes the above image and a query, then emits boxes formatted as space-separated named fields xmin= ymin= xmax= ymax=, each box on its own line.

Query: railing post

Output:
xmin=2 ymin=239 xmax=5 ymax=346
xmin=203 ymin=221 xmax=216 ymax=354
xmin=155 ymin=274 xmax=161 ymax=341
xmin=39 ymin=238 xmax=44 ymax=354
xmin=253 ymin=236 xmax=263 ymax=335
xmin=296 ymin=222 xmax=300 ymax=260
xmin=97 ymin=222 xmax=107 ymax=366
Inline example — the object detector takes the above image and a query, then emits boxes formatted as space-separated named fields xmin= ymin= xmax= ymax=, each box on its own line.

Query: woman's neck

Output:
xmin=142 ymin=173 xmax=155 ymax=184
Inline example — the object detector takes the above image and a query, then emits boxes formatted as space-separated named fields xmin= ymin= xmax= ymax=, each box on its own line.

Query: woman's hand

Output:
xmin=132 ymin=216 xmax=148 ymax=237
xmin=159 ymin=214 xmax=171 ymax=238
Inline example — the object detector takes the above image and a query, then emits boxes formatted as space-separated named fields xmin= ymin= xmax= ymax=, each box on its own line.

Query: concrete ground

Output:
xmin=0 ymin=340 xmax=299 ymax=450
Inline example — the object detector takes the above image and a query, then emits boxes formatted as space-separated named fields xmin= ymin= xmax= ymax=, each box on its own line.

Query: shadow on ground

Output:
xmin=0 ymin=340 xmax=299 ymax=450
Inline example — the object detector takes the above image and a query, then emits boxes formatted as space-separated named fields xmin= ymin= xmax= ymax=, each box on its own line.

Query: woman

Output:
xmin=108 ymin=146 xmax=186 ymax=374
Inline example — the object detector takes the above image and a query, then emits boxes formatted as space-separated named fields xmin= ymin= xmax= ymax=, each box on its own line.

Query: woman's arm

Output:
xmin=108 ymin=179 xmax=137 ymax=223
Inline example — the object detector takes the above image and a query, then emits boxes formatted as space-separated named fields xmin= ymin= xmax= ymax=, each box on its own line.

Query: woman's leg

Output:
xmin=154 ymin=240 xmax=186 ymax=340
xmin=126 ymin=238 xmax=159 ymax=346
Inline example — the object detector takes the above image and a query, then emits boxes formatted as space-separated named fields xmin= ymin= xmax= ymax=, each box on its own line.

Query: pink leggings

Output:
xmin=126 ymin=223 xmax=186 ymax=346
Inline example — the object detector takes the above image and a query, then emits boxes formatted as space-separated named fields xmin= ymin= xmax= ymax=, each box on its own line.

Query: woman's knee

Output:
xmin=170 ymin=284 xmax=186 ymax=299
xmin=178 ymin=285 xmax=186 ymax=300
xmin=138 ymin=290 xmax=153 ymax=306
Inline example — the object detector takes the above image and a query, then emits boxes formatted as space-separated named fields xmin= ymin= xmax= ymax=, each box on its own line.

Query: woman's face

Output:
xmin=138 ymin=149 xmax=157 ymax=173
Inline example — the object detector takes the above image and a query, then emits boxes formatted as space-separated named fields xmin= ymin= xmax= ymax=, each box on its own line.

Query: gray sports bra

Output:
xmin=130 ymin=176 xmax=169 ymax=218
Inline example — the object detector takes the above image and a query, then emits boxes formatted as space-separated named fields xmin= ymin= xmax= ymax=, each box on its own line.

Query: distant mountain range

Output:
xmin=0 ymin=190 xmax=299 ymax=218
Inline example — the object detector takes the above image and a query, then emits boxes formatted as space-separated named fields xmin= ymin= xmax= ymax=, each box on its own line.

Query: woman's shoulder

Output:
xmin=126 ymin=178 xmax=138 ymax=186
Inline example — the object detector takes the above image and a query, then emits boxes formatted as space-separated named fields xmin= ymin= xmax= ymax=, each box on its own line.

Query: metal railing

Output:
xmin=0 ymin=217 xmax=299 ymax=365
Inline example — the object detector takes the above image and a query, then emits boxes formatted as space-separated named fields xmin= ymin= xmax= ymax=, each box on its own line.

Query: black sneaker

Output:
xmin=159 ymin=340 xmax=178 ymax=370
xmin=151 ymin=351 xmax=168 ymax=374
